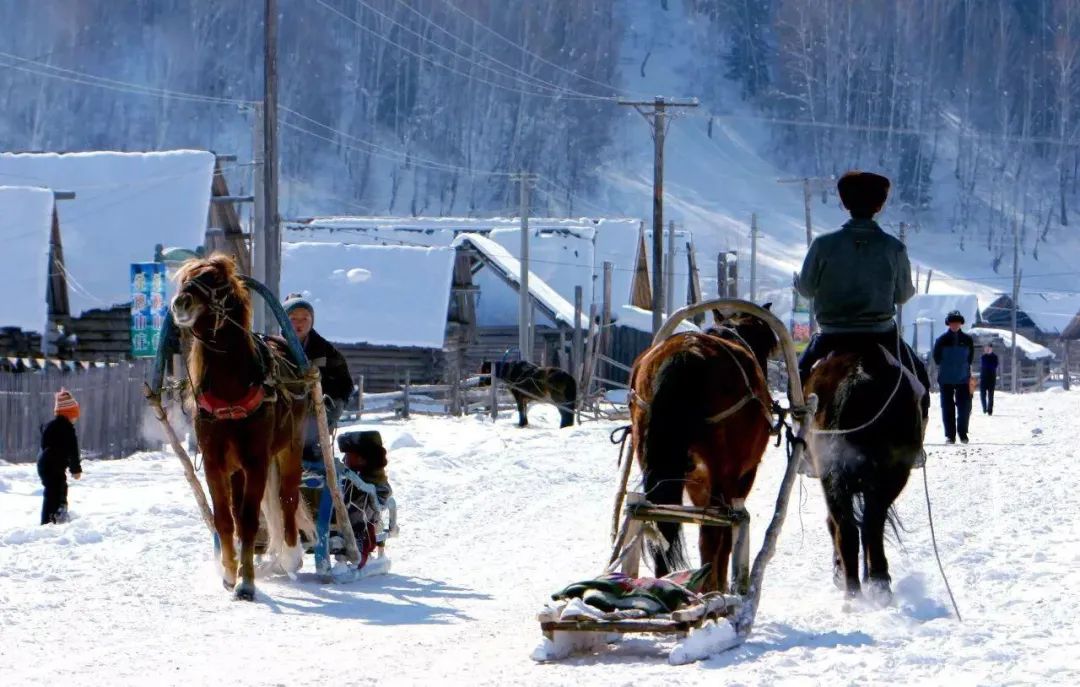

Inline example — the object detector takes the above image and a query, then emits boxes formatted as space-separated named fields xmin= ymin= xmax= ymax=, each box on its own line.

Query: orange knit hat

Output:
xmin=54 ymin=388 xmax=80 ymax=420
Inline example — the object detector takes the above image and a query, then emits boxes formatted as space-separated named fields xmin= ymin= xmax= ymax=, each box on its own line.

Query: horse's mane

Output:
xmin=173 ymin=253 xmax=255 ymax=387
xmin=706 ymin=312 xmax=779 ymax=373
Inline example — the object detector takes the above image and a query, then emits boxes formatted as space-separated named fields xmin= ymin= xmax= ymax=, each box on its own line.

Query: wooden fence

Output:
xmin=0 ymin=360 xmax=152 ymax=463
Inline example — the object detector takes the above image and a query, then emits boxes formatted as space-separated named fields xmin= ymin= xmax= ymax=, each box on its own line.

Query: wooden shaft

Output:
xmin=610 ymin=437 xmax=633 ymax=541
xmin=144 ymin=386 xmax=214 ymax=533
xmin=309 ymin=372 xmax=362 ymax=565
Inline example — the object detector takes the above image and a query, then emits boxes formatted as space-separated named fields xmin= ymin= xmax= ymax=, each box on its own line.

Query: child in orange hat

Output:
xmin=36 ymin=388 xmax=83 ymax=524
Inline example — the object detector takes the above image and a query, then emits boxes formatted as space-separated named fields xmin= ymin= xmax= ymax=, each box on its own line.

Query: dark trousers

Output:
xmin=798 ymin=330 xmax=931 ymax=419
xmin=940 ymin=383 xmax=972 ymax=440
xmin=40 ymin=478 xmax=68 ymax=525
xmin=980 ymin=377 xmax=996 ymax=414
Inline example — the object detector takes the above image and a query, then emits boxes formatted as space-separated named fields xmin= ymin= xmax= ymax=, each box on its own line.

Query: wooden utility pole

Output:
xmin=778 ymin=175 xmax=832 ymax=331
xmin=619 ymin=96 xmax=699 ymax=334
xmin=1010 ymin=226 xmax=1021 ymax=393
xmin=897 ymin=222 xmax=907 ymax=335
xmin=749 ymin=213 xmax=758 ymax=302
xmin=665 ymin=220 xmax=676 ymax=315
xmin=513 ymin=172 xmax=537 ymax=363
xmin=251 ymin=103 xmax=266 ymax=333
xmin=263 ymin=0 xmax=281 ymax=331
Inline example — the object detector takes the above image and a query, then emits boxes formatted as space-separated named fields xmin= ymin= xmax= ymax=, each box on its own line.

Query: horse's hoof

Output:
xmin=222 ymin=578 xmax=236 ymax=591
xmin=867 ymin=579 xmax=893 ymax=606
xmin=233 ymin=581 xmax=256 ymax=601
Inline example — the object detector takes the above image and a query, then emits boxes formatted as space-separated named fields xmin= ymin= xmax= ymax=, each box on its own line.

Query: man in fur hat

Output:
xmin=934 ymin=310 xmax=975 ymax=443
xmin=795 ymin=170 xmax=931 ymax=421
xmin=283 ymin=293 xmax=354 ymax=459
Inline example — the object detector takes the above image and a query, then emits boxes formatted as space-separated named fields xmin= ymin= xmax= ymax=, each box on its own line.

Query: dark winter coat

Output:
xmin=303 ymin=329 xmax=354 ymax=405
xmin=37 ymin=416 xmax=81 ymax=482
xmin=933 ymin=329 xmax=976 ymax=385
xmin=980 ymin=352 xmax=1000 ymax=380
xmin=796 ymin=219 xmax=916 ymax=333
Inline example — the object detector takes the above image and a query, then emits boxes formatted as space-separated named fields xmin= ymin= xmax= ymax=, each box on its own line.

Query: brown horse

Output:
xmin=804 ymin=343 xmax=924 ymax=603
xmin=171 ymin=254 xmax=313 ymax=600
xmin=629 ymin=311 xmax=778 ymax=592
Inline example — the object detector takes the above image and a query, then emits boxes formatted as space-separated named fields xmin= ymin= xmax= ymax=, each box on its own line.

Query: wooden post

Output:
xmin=515 ymin=172 xmax=536 ymax=363
xmin=749 ymin=213 xmax=758 ymax=302
xmin=262 ymin=0 xmax=281 ymax=333
xmin=665 ymin=220 xmax=676 ymax=315
xmin=402 ymin=370 xmax=411 ymax=419
xmin=898 ymin=222 xmax=907 ymax=335
xmin=357 ymin=375 xmax=364 ymax=419
xmin=489 ymin=372 xmax=498 ymax=421
xmin=1064 ymin=340 xmax=1072 ymax=391
xmin=450 ymin=362 xmax=462 ymax=416
xmin=601 ymin=262 xmax=613 ymax=381
xmin=580 ymin=304 xmax=599 ymax=409
xmin=1011 ymin=225 xmax=1021 ymax=393
xmin=572 ymin=286 xmax=584 ymax=383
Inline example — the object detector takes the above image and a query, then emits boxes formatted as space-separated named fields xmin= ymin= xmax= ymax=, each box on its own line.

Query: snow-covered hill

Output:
xmin=2 ymin=393 xmax=1078 ymax=685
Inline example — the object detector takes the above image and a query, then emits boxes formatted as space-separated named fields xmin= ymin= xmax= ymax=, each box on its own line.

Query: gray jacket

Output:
xmin=796 ymin=219 xmax=916 ymax=333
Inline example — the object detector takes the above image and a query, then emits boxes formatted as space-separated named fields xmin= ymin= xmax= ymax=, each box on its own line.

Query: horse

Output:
xmin=480 ymin=360 xmax=577 ymax=428
xmin=629 ymin=309 xmax=778 ymax=592
xmin=803 ymin=341 xmax=924 ymax=603
xmin=171 ymin=254 xmax=314 ymax=600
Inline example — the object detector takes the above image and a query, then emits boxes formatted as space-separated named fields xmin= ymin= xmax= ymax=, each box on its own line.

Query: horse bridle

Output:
xmin=180 ymin=274 xmax=236 ymax=348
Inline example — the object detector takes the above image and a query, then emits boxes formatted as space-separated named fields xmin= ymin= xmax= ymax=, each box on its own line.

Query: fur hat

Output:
xmin=54 ymin=388 xmax=80 ymax=420
xmin=837 ymin=171 xmax=890 ymax=218
xmin=283 ymin=292 xmax=314 ymax=320
xmin=945 ymin=310 xmax=965 ymax=325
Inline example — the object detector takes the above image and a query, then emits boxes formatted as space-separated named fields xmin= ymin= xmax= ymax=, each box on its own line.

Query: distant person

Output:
xmin=37 ymin=389 xmax=83 ymax=524
xmin=795 ymin=170 xmax=931 ymax=421
xmin=933 ymin=311 xmax=975 ymax=443
xmin=283 ymin=293 xmax=354 ymax=460
xmin=979 ymin=343 xmax=999 ymax=415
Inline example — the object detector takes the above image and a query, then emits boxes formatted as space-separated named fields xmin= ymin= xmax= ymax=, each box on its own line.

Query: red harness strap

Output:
xmin=196 ymin=386 xmax=267 ymax=420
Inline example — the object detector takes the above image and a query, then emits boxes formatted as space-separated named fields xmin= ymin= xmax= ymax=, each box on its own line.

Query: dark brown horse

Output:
xmin=480 ymin=360 xmax=577 ymax=428
xmin=804 ymin=343 xmax=924 ymax=603
xmin=629 ymin=311 xmax=778 ymax=592
xmin=171 ymin=254 xmax=312 ymax=600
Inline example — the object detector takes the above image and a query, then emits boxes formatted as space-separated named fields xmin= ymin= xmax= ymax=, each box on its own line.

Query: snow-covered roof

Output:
xmin=968 ymin=327 xmax=1054 ymax=361
xmin=0 ymin=151 xmax=214 ymax=316
xmin=452 ymin=233 xmax=584 ymax=330
xmin=282 ymin=242 xmax=455 ymax=348
xmin=613 ymin=305 xmax=699 ymax=335
xmin=1014 ymin=293 xmax=1080 ymax=336
xmin=0 ymin=187 xmax=55 ymax=337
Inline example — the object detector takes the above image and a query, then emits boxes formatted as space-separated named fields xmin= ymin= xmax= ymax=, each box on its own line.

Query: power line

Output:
xmin=435 ymin=0 xmax=647 ymax=99
xmin=0 ymin=50 xmax=253 ymax=106
xmin=310 ymin=0 xmax=609 ymax=102
xmin=358 ymin=0 xmax=609 ymax=101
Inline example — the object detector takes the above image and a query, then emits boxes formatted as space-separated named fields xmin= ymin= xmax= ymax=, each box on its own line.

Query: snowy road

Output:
xmin=2 ymin=394 xmax=1078 ymax=686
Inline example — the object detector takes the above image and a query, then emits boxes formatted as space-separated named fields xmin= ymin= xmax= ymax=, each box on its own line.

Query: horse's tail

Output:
xmin=641 ymin=352 xmax=707 ymax=573
xmin=262 ymin=458 xmax=315 ymax=560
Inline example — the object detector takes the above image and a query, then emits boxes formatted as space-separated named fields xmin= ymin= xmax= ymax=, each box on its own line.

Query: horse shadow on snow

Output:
xmin=257 ymin=573 xmax=491 ymax=624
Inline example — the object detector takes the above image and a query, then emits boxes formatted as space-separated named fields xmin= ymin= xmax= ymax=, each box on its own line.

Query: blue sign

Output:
xmin=131 ymin=262 xmax=168 ymax=358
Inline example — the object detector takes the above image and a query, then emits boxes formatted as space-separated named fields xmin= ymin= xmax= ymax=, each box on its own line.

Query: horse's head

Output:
xmin=171 ymin=254 xmax=252 ymax=339
xmin=709 ymin=303 xmax=779 ymax=372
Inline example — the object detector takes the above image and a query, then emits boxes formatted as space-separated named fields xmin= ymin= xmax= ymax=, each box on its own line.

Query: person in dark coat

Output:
xmin=37 ymin=389 xmax=83 ymax=524
xmin=283 ymin=293 xmax=354 ymax=460
xmin=933 ymin=311 xmax=976 ymax=443
xmin=979 ymin=343 xmax=999 ymax=415
xmin=795 ymin=170 xmax=931 ymax=420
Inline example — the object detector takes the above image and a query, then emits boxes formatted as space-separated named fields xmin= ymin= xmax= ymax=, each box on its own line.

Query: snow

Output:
xmin=968 ymin=327 xmax=1055 ymax=361
xmin=2 ymin=393 xmax=1080 ymax=684
xmin=453 ymin=233 xmax=585 ymax=330
xmin=0 ymin=186 xmax=55 ymax=338
xmin=281 ymin=242 xmax=455 ymax=348
xmin=612 ymin=305 xmax=698 ymax=335
xmin=0 ymin=151 xmax=214 ymax=316
xmin=1011 ymin=293 xmax=1080 ymax=336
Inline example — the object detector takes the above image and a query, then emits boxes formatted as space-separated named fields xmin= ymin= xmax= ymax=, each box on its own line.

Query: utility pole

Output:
xmin=778 ymin=175 xmax=833 ymax=331
xmin=619 ymin=96 xmax=699 ymax=334
xmin=897 ymin=221 xmax=907 ymax=336
xmin=749 ymin=213 xmax=758 ymax=302
xmin=251 ymin=103 xmax=266 ymax=333
xmin=513 ymin=172 xmax=537 ymax=363
xmin=1011 ymin=225 xmax=1021 ymax=393
xmin=263 ymin=0 xmax=281 ymax=332
xmin=665 ymin=220 xmax=676 ymax=315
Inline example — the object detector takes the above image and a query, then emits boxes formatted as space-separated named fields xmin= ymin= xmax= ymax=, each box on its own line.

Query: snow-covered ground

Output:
xmin=2 ymin=392 xmax=1078 ymax=685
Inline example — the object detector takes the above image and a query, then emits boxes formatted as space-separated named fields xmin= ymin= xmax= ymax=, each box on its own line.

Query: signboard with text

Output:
xmin=130 ymin=262 xmax=168 ymax=358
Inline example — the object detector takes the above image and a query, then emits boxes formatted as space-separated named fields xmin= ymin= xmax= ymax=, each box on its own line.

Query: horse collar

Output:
xmin=197 ymin=385 xmax=266 ymax=420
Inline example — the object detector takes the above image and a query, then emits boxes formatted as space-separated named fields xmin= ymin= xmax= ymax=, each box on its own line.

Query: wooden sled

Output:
xmin=534 ymin=299 xmax=817 ymax=665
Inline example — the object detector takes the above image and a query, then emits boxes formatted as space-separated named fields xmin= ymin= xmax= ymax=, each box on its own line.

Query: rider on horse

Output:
xmin=795 ymin=171 xmax=930 ymax=421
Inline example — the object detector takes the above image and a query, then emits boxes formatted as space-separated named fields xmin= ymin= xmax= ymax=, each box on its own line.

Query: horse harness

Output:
xmin=195 ymin=335 xmax=308 ymax=421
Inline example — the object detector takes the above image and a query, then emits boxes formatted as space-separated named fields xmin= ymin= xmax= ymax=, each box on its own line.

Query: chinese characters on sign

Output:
xmin=131 ymin=262 xmax=168 ymax=358
xmin=791 ymin=288 xmax=812 ymax=349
